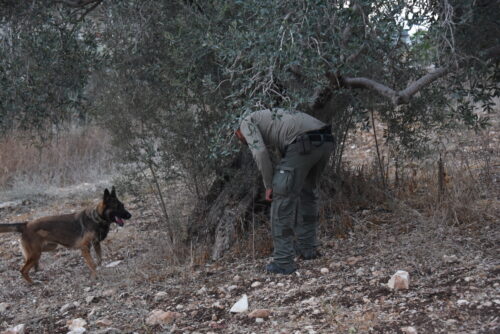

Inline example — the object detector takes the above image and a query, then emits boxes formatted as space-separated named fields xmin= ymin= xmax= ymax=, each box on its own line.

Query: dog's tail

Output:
xmin=0 ymin=222 xmax=26 ymax=233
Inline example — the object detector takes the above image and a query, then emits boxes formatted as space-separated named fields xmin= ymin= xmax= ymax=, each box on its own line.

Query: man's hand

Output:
xmin=265 ymin=188 xmax=273 ymax=202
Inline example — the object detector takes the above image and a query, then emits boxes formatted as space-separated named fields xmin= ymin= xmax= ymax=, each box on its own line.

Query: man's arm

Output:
xmin=240 ymin=117 xmax=274 ymax=193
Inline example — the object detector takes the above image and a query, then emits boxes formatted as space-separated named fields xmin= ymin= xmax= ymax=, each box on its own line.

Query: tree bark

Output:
xmin=187 ymin=151 xmax=264 ymax=260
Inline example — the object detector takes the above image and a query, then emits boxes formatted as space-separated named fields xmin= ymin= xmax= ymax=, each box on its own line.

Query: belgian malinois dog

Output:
xmin=0 ymin=187 xmax=132 ymax=283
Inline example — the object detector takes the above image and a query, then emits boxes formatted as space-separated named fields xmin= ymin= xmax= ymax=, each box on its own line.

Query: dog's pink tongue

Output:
xmin=116 ymin=217 xmax=124 ymax=225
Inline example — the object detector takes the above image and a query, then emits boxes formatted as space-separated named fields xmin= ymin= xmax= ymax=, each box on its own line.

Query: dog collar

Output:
xmin=89 ymin=208 xmax=108 ymax=224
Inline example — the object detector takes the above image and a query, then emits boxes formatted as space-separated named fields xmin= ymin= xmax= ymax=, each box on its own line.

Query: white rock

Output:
xmin=388 ymin=270 xmax=410 ymax=290
xmin=196 ymin=287 xmax=207 ymax=295
xmin=230 ymin=294 xmax=248 ymax=313
xmin=154 ymin=291 xmax=168 ymax=302
xmin=251 ymin=281 xmax=262 ymax=288
xmin=0 ymin=302 xmax=10 ymax=313
xmin=67 ymin=318 xmax=87 ymax=331
xmin=105 ymin=260 xmax=122 ymax=268
xmin=457 ymin=299 xmax=469 ymax=307
xmin=1 ymin=324 xmax=25 ymax=334
xmin=67 ymin=329 xmax=86 ymax=334
xmin=233 ymin=275 xmax=241 ymax=282
xmin=320 ymin=268 xmax=329 ymax=274
xmin=212 ymin=301 xmax=224 ymax=309
xmin=227 ymin=285 xmax=238 ymax=291
xmin=401 ymin=326 xmax=417 ymax=334
xmin=102 ymin=288 xmax=117 ymax=297
xmin=443 ymin=255 xmax=458 ymax=263
xmin=255 ymin=318 xmax=264 ymax=323
xmin=60 ymin=303 xmax=74 ymax=313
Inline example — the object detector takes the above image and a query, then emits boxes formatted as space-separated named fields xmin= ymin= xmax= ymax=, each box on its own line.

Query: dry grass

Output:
xmin=316 ymin=114 xmax=499 ymax=274
xmin=0 ymin=126 xmax=115 ymax=195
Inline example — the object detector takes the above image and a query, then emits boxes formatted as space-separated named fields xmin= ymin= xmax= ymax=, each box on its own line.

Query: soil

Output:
xmin=0 ymin=187 xmax=498 ymax=334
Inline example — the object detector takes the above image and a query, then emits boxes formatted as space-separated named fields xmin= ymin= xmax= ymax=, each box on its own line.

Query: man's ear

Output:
xmin=103 ymin=188 xmax=110 ymax=201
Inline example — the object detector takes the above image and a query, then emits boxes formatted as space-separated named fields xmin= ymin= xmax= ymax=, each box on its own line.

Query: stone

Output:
xmin=95 ymin=318 xmax=113 ymax=327
xmin=102 ymin=289 xmax=117 ymax=297
xmin=251 ymin=281 xmax=262 ymax=288
xmin=388 ymin=271 xmax=410 ymax=290
xmin=346 ymin=256 xmax=362 ymax=265
xmin=154 ymin=291 xmax=168 ymax=302
xmin=230 ymin=294 xmax=248 ymax=313
xmin=67 ymin=318 xmax=87 ymax=331
xmin=105 ymin=260 xmax=122 ymax=268
xmin=248 ymin=309 xmax=271 ymax=318
xmin=67 ymin=329 xmax=86 ymax=334
xmin=145 ymin=310 xmax=182 ymax=325
xmin=1 ymin=324 xmax=25 ymax=334
xmin=401 ymin=326 xmax=417 ymax=334
xmin=60 ymin=303 xmax=75 ymax=313
xmin=0 ymin=302 xmax=10 ymax=313
xmin=320 ymin=268 xmax=329 ymax=274
xmin=457 ymin=299 xmax=469 ymax=307
xmin=443 ymin=255 xmax=459 ymax=263
xmin=93 ymin=329 xmax=122 ymax=334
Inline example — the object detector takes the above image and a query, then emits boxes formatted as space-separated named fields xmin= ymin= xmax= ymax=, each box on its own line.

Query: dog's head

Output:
xmin=101 ymin=187 xmax=132 ymax=226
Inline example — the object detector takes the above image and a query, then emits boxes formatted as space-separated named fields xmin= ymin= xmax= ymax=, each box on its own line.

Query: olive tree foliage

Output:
xmin=88 ymin=1 xmax=232 ymax=203
xmin=0 ymin=0 xmax=104 ymax=138
xmin=192 ymin=0 xmax=499 ymax=159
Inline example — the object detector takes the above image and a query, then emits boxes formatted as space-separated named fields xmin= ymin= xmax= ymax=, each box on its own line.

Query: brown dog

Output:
xmin=0 ymin=187 xmax=132 ymax=283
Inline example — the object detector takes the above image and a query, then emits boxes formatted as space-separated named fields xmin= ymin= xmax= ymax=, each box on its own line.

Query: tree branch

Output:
xmin=59 ymin=0 xmax=102 ymax=8
xmin=322 ymin=44 xmax=499 ymax=106
xmin=325 ymin=67 xmax=449 ymax=105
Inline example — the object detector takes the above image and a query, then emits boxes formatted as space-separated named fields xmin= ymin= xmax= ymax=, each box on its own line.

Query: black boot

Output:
xmin=265 ymin=262 xmax=297 ymax=275
xmin=297 ymin=249 xmax=322 ymax=260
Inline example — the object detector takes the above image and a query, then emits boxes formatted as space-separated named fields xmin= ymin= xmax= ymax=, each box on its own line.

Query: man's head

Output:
xmin=234 ymin=128 xmax=247 ymax=145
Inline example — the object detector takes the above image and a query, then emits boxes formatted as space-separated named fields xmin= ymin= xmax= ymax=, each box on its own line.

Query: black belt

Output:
xmin=290 ymin=133 xmax=334 ymax=145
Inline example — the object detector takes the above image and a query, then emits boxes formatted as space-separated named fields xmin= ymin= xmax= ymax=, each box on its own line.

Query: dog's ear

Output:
xmin=103 ymin=188 xmax=110 ymax=201
xmin=111 ymin=186 xmax=116 ymax=198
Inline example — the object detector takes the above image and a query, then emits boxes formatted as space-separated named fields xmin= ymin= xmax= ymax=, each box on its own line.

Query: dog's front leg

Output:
xmin=92 ymin=240 xmax=102 ymax=266
xmin=81 ymin=244 xmax=97 ymax=279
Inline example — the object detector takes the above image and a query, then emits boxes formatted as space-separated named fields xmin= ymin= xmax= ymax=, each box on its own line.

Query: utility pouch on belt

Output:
xmin=296 ymin=134 xmax=312 ymax=155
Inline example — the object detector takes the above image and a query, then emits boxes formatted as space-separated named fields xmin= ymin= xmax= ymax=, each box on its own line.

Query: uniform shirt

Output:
xmin=239 ymin=109 xmax=327 ymax=189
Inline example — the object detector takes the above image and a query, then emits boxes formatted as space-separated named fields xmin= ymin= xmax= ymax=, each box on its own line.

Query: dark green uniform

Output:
xmin=240 ymin=109 xmax=334 ymax=271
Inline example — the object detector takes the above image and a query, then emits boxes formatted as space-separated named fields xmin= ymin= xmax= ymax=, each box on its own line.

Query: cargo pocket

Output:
xmin=272 ymin=166 xmax=295 ymax=195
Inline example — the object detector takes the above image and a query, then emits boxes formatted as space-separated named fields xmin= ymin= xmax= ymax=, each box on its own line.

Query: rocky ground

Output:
xmin=0 ymin=185 xmax=498 ymax=334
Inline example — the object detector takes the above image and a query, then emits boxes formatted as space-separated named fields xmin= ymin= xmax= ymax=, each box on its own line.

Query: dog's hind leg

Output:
xmin=20 ymin=239 xmax=41 ymax=284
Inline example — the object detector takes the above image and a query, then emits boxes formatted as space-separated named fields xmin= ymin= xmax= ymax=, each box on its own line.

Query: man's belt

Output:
xmin=290 ymin=132 xmax=334 ymax=145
